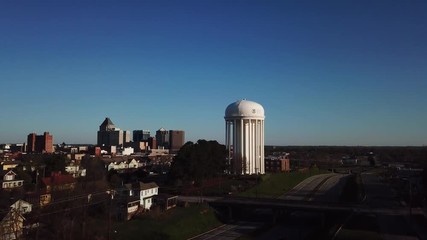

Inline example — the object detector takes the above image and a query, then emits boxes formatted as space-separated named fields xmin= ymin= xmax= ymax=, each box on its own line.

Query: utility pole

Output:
xmin=82 ymin=194 xmax=91 ymax=240
xmin=409 ymin=178 xmax=413 ymax=217
xmin=107 ymin=191 xmax=115 ymax=240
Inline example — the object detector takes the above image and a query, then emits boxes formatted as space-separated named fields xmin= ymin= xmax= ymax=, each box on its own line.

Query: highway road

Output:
xmin=191 ymin=173 xmax=349 ymax=240
xmin=188 ymin=222 xmax=264 ymax=240
xmin=360 ymin=171 xmax=421 ymax=240
xmin=258 ymin=173 xmax=349 ymax=240
xmin=190 ymin=171 xmax=427 ymax=240
xmin=177 ymin=196 xmax=221 ymax=203
xmin=279 ymin=173 xmax=348 ymax=201
xmin=314 ymin=173 xmax=350 ymax=202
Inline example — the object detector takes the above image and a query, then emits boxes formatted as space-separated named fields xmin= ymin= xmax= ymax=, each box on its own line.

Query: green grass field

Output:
xmin=114 ymin=204 xmax=222 ymax=240
xmin=239 ymin=167 xmax=329 ymax=198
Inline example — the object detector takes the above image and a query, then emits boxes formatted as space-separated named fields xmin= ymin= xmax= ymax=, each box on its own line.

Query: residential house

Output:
xmin=0 ymin=208 xmax=25 ymax=240
xmin=42 ymin=171 xmax=76 ymax=193
xmin=107 ymin=161 xmax=128 ymax=171
xmin=10 ymin=200 xmax=32 ymax=215
xmin=1 ymin=170 xmax=23 ymax=190
xmin=65 ymin=164 xmax=86 ymax=178
xmin=128 ymin=159 xmax=139 ymax=169
xmin=114 ymin=185 xmax=139 ymax=221
xmin=139 ymin=182 xmax=159 ymax=210
xmin=0 ymin=200 xmax=34 ymax=240
xmin=39 ymin=193 xmax=52 ymax=207
xmin=122 ymin=184 xmax=141 ymax=220
xmin=1 ymin=162 xmax=19 ymax=171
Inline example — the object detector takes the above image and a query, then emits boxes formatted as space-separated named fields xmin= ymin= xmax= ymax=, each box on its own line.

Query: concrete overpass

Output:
xmin=209 ymin=196 xmax=423 ymax=222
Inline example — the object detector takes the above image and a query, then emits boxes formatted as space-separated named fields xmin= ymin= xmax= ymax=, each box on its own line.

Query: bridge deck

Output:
xmin=210 ymin=196 xmax=423 ymax=215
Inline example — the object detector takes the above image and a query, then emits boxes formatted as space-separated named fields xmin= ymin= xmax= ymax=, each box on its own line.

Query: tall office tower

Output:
xmin=97 ymin=117 xmax=130 ymax=147
xmin=155 ymin=128 xmax=169 ymax=149
xmin=225 ymin=99 xmax=265 ymax=175
xmin=142 ymin=130 xmax=150 ymax=140
xmin=133 ymin=130 xmax=142 ymax=142
xmin=169 ymin=130 xmax=185 ymax=153
xmin=123 ymin=130 xmax=131 ymax=143
xmin=42 ymin=132 xmax=53 ymax=153
xmin=27 ymin=133 xmax=36 ymax=153
xmin=27 ymin=132 xmax=53 ymax=153
xmin=133 ymin=130 xmax=151 ymax=142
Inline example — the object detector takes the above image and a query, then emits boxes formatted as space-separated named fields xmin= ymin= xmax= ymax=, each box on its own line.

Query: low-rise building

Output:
xmin=1 ymin=170 xmax=23 ymax=190
xmin=0 ymin=208 xmax=25 ymax=240
xmin=42 ymin=172 xmax=76 ymax=193
xmin=106 ymin=158 xmax=145 ymax=171
xmin=154 ymin=194 xmax=178 ymax=211
xmin=115 ymin=181 xmax=159 ymax=220
xmin=65 ymin=164 xmax=86 ymax=178
xmin=122 ymin=147 xmax=134 ymax=156
xmin=0 ymin=200 xmax=33 ymax=240
xmin=10 ymin=200 xmax=32 ymax=215
xmin=1 ymin=162 xmax=19 ymax=171
xmin=265 ymin=154 xmax=290 ymax=172
xmin=139 ymin=182 xmax=159 ymax=210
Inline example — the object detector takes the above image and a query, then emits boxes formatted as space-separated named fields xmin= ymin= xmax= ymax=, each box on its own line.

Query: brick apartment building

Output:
xmin=27 ymin=132 xmax=53 ymax=153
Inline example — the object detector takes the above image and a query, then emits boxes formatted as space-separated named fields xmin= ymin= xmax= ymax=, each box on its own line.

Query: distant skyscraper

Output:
xmin=27 ymin=132 xmax=53 ymax=153
xmin=155 ymin=128 xmax=169 ymax=149
xmin=169 ymin=130 xmax=185 ymax=153
xmin=27 ymin=133 xmax=36 ymax=153
xmin=148 ymin=137 xmax=157 ymax=150
xmin=123 ymin=130 xmax=131 ymax=143
xmin=133 ymin=130 xmax=150 ymax=142
xmin=97 ymin=117 xmax=130 ymax=147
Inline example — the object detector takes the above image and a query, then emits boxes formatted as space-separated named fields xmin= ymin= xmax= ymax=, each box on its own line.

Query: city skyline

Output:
xmin=1 ymin=1 xmax=426 ymax=146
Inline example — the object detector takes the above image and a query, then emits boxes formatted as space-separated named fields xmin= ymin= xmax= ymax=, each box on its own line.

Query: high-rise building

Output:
xmin=123 ymin=130 xmax=131 ymax=143
xmin=155 ymin=128 xmax=169 ymax=149
xmin=148 ymin=137 xmax=157 ymax=150
xmin=27 ymin=133 xmax=36 ymax=153
xmin=133 ymin=130 xmax=150 ymax=142
xmin=27 ymin=132 xmax=53 ymax=153
xmin=169 ymin=130 xmax=185 ymax=153
xmin=97 ymin=117 xmax=130 ymax=147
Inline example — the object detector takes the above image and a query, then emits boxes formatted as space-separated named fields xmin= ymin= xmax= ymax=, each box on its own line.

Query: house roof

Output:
xmin=1 ymin=161 xmax=21 ymax=166
xmin=139 ymin=182 xmax=159 ymax=190
xmin=1 ymin=170 xmax=20 ymax=181
xmin=10 ymin=199 xmax=32 ymax=209
xmin=42 ymin=173 xmax=75 ymax=186
xmin=3 ymin=170 xmax=17 ymax=176
xmin=102 ymin=156 xmax=131 ymax=163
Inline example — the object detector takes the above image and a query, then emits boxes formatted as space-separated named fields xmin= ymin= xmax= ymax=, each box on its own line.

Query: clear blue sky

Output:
xmin=1 ymin=0 xmax=426 ymax=146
